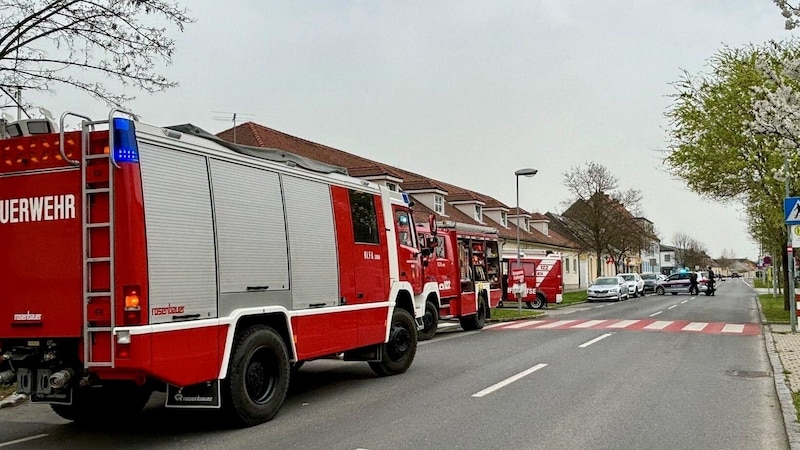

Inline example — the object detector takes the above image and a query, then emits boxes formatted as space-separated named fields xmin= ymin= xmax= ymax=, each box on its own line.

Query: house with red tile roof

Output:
xmin=215 ymin=122 xmax=591 ymax=290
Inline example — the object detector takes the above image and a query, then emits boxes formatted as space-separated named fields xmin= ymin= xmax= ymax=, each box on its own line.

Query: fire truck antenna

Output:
xmin=212 ymin=111 xmax=255 ymax=144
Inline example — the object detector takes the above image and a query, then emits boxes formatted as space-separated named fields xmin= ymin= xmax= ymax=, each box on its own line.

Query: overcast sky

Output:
xmin=20 ymin=0 xmax=792 ymax=260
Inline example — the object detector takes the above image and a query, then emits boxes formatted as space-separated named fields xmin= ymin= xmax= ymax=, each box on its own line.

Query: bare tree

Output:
xmin=562 ymin=162 xmax=648 ymax=276
xmin=716 ymin=248 xmax=736 ymax=274
xmin=0 ymin=0 xmax=193 ymax=112
xmin=672 ymin=232 xmax=709 ymax=270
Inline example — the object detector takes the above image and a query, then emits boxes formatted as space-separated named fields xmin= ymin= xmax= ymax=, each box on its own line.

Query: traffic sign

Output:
xmin=512 ymin=269 xmax=525 ymax=284
xmin=786 ymin=197 xmax=800 ymax=224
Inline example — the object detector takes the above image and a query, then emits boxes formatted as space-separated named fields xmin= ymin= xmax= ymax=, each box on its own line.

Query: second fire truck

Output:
xmin=416 ymin=221 xmax=503 ymax=340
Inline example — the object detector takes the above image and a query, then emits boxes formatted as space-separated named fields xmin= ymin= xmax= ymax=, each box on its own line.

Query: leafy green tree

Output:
xmin=665 ymin=40 xmax=800 ymax=308
xmin=0 ymin=0 xmax=193 ymax=112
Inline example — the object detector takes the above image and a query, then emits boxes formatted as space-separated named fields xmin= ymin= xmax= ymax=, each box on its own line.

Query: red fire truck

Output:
xmin=499 ymin=252 xmax=563 ymax=309
xmin=0 ymin=112 xmax=438 ymax=427
xmin=416 ymin=221 xmax=503 ymax=340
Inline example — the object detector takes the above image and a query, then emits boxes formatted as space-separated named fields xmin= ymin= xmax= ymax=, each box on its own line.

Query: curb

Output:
xmin=755 ymin=289 xmax=800 ymax=449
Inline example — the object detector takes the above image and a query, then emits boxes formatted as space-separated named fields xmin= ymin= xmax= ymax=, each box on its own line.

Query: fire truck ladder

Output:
xmin=61 ymin=110 xmax=135 ymax=369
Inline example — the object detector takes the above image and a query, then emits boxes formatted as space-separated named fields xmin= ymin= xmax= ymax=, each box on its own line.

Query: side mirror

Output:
xmin=420 ymin=247 xmax=432 ymax=257
xmin=428 ymin=214 xmax=437 ymax=235
xmin=426 ymin=237 xmax=438 ymax=249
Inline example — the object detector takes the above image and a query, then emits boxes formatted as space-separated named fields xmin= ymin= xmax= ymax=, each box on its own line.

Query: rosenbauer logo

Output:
xmin=13 ymin=311 xmax=42 ymax=321
xmin=0 ymin=194 xmax=76 ymax=224
xmin=151 ymin=304 xmax=186 ymax=316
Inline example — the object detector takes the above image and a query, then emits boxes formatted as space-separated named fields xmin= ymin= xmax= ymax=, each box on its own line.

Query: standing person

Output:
xmin=689 ymin=271 xmax=699 ymax=295
xmin=707 ymin=266 xmax=716 ymax=296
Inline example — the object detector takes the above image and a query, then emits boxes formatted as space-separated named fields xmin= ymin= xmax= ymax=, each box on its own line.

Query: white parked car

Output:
xmin=619 ymin=272 xmax=645 ymax=298
xmin=587 ymin=276 xmax=630 ymax=302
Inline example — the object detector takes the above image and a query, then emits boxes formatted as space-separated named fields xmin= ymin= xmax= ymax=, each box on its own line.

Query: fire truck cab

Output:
xmin=0 ymin=111 xmax=437 ymax=426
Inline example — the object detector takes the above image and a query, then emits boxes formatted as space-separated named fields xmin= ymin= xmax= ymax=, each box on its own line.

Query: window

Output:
xmin=434 ymin=194 xmax=444 ymax=214
xmin=565 ymin=258 xmax=570 ymax=273
xmin=665 ymin=254 xmax=671 ymax=262
xmin=500 ymin=211 xmax=508 ymax=227
xmin=474 ymin=205 xmax=482 ymax=221
xmin=573 ymin=258 xmax=578 ymax=273
xmin=386 ymin=182 xmax=398 ymax=192
xmin=523 ymin=218 xmax=529 ymax=231
xmin=395 ymin=210 xmax=416 ymax=247
xmin=349 ymin=190 xmax=379 ymax=244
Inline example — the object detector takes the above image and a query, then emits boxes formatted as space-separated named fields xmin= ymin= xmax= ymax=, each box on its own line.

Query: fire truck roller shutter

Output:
xmin=281 ymin=175 xmax=338 ymax=310
xmin=208 ymin=159 xmax=295 ymax=313
xmin=138 ymin=145 xmax=218 ymax=324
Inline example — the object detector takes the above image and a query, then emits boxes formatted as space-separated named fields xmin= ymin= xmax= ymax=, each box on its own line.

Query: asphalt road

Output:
xmin=0 ymin=278 xmax=788 ymax=449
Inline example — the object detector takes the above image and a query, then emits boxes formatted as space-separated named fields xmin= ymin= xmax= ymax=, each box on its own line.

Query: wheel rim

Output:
xmin=387 ymin=320 xmax=411 ymax=361
xmin=423 ymin=304 xmax=436 ymax=330
xmin=245 ymin=346 xmax=278 ymax=405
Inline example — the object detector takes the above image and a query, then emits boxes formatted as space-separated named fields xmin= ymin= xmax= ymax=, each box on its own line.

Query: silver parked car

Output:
xmin=587 ymin=276 xmax=630 ymax=302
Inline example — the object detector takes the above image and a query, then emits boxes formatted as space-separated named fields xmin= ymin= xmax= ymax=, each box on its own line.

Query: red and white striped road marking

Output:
xmin=491 ymin=318 xmax=761 ymax=335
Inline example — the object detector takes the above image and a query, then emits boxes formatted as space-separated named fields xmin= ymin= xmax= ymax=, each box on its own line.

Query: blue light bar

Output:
xmin=113 ymin=117 xmax=139 ymax=163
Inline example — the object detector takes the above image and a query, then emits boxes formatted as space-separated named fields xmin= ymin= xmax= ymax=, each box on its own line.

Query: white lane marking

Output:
xmin=571 ymin=319 xmax=607 ymax=328
xmin=505 ymin=320 xmax=543 ymax=329
xmin=607 ymin=319 xmax=639 ymax=329
xmin=681 ymin=300 xmax=688 ymax=304
xmin=579 ymin=333 xmax=613 ymax=348
xmin=0 ymin=434 xmax=48 ymax=448
xmin=536 ymin=319 xmax=577 ymax=329
xmin=484 ymin=322 xmax=507 ymax=330
xmin=594 ymin=304 xmax=605 ymax=308
xmin=722 ymin=324 xmax=745 ymax=333
xmin=649 ymin=311 xmax=663 ymax=317
xmin=668 ymin=305 xmax=678 ymax=310
xmin=683 ymin=322 xmax=708 ymax=332
xmin=644 ymin=320 xmax=673 ymax=330
xmin=472 ymin=363 xmax=548 ymax=398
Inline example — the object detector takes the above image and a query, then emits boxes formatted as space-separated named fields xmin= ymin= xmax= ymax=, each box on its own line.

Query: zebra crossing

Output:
xmin=488 ymin=318 xmax=760 ymax=336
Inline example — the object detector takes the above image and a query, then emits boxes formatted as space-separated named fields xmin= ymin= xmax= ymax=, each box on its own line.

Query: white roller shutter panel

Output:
xmin=210 ymin=159 xmax=290 ymax=293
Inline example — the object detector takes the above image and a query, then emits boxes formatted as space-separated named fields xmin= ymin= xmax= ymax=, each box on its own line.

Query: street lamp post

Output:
xmin=515 ymin=168 xmax=538 ymax=315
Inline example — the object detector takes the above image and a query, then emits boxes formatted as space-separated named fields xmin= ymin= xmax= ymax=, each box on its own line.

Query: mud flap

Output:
xmin=165 ymin=380 xmax=220 ymax=409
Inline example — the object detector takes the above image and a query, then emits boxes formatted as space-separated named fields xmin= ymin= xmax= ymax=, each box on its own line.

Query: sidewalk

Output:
xmin=755 ymin=288 xmax=800 ymax=449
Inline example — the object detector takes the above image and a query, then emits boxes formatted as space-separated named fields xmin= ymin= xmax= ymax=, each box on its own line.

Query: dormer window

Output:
xmin=386 ymin=182 xmax=398 ymax=192
xmin=434 ymin=194 xmax=444 ymax=214
xmin=500 ymin=211 xmax=508 ymax=227
xmin=474 ymin=205 xmax=482 ymax=221
xmin=523 ymin=217 xmax=529 ymax=231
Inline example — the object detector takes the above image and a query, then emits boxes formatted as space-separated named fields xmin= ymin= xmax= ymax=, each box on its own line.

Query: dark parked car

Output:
xmin=641 ymin=272 xmax=661 ymax=293
xmin=731 ymin=272 xmax=740 ymax=278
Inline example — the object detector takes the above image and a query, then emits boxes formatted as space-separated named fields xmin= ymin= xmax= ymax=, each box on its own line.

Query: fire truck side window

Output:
xmin=435 ymin=236 xmax=446 ymax=258
xmin=395 ymin=210 xmax=415 ymax=247
xmin=349 ymin=190 xmax=379 ymax=244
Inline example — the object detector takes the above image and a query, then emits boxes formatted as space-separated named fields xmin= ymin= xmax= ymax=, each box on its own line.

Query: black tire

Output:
xmin=418 ymin=299 xmax=439 ymax=341
xmin=222 ymin=325 xmax=290 ymax=427
xmin=656 ymin=286 xmax=665 ymax=295
xmin=460 ymin=297 xmax=487 ymax=331
xmin=632 ymin=289 xmax=638 ymax=298
xmin=639 ymin=288 xmax=645 ymax=297
xmin=615 ymin=292 xmax=621 ymax=302
xmin=51 ymin=381 xmax=151 ymax=424
xmin=525 ymin=293 xmax=545 ymax=309
xmin=498 ymin=300 xmax=504 ymax=308
xmin=369 ymin=308 xmax=417 ymax=376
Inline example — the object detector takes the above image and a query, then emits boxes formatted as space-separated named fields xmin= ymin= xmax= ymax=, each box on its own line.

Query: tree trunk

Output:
xmin=596 ymin=253 xmax=602 ymax=277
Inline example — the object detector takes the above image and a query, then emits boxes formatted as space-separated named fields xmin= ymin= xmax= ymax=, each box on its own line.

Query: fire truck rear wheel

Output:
xmin=418 ymin=300 xmax=439 ymax=341
xmin=223 ymin=325 xmax=290 ymax=427
xmin=525 ymin=293 xmax=546 ymax=309
xmin=369 ymin=308 xmax=417 ymax=376
xmin=459 ymin=297 xmax=487 ymax=331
